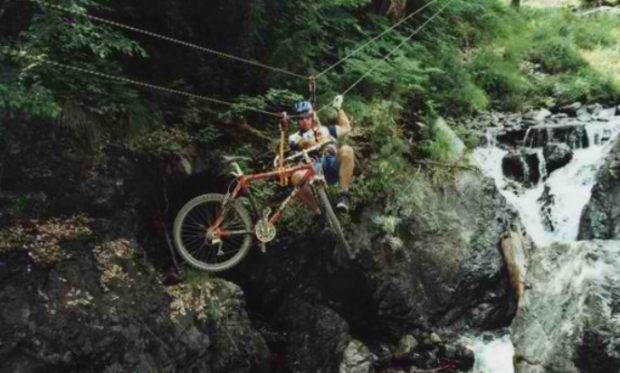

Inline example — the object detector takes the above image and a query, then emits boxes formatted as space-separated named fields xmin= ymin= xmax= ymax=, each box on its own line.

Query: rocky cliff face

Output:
xmin=0 ymin=214 xmax=269 ymax=373
xmin=0 ymin=120 xmax=269 ymax=373
xmin=511 ymin=241 xmax=620 ymax=373
xmin=0 ymin=118 xmax=524 ymax=372
xmin=228 ymin=169 xmax=522 ymax=372
xmin=579 ymin=134 xmax=620 ymax=240
xmin=350 ymin=172 xmax=519 ymax=331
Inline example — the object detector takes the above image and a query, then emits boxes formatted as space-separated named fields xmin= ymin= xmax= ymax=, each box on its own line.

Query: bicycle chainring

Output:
xmin=255 ymin=219 xmax=276 ymax=243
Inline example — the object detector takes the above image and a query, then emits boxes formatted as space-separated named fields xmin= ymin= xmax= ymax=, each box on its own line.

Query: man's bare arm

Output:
xmin=335 ymin=109 xmax=352 ymax=137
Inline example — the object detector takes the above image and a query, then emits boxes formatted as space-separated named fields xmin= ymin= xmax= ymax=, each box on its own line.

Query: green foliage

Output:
xmin=5 ymin=0 xmax=620 ymax=235
xmin=552 ymin=71 xmax=620 ymax=105
xmin=351 ymin=100 xmax=410 ymax=206
xmin=425 ymin=48 xmax=489 ymax=115
xmin=129 ymin=127 xmax=191 ymax=157
xmin=470 ymin=48 xmax=529 ymax=110
xmin=461 ymin=6 xmax=620 ymax=111
xmin=572 ymin=15 xmax=620 ymax=50
xmin=224 ymin=89 xmax=303 ymax=122
xmin=430 ymin=0 xmax=513 ymax=47
xmin=5 ymin=195 xmax=28 ymax=216
xmin=529 ymin=37 xmax=583 ymax=74
xmin=1 ymin=0 xmax=146 ymax=121
xmin=579 ymin=0 xmax=620 ymax=6
xmin=423 ymin=123 xmax=456 ymax=164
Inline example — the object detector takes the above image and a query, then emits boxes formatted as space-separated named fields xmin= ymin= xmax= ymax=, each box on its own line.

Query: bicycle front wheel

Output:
xmin=173 ymin=193 xmax=253 ymax=272
xmin=314 ymin=185 xmax=354 ymax=258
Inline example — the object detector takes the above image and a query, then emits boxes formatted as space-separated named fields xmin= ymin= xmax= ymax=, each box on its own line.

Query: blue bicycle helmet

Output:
xmin=291 ymin=100 xmax=313 ymax=117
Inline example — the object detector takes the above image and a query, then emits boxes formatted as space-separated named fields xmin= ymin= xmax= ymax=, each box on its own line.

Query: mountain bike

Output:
xmin=172 ymin=140 xmax=353 ymax=272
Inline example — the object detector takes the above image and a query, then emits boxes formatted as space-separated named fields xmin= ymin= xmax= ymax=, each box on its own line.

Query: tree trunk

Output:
xmin=372 ymin=0 xmax=428 ymax=20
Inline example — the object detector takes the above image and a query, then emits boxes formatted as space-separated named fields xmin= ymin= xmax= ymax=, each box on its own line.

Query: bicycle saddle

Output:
xmin=222 ymin=155 xmax=253 ymax=163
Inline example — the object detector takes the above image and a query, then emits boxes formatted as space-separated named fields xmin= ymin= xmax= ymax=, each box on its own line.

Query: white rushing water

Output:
xmin=466 ymin=118 xmax=620 ymax=373
xmin=473 ymin=120 xmax=620 ymax=247
xmin=464 ymin=335 xmax=515 ymax=373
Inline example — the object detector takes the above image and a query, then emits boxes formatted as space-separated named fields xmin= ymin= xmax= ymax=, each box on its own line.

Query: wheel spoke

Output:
xmin=174 ymin=194 xmax=254 ymax=272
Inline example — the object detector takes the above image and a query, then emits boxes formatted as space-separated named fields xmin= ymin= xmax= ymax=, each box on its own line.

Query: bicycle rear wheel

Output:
xmin=314 ymin=185 xmax=354 ymax=258
xmin=173 ymin=193 xmax=253 ymax=272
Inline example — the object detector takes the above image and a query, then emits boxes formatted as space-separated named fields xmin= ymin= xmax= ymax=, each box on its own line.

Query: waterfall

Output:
xmin=467 ymin=116 xmax=620 ymax=373
xmin=463 ymin=335 xmax=515 ymax=373
xmin=536 ymin=148 xmax=547 ymax=181
xmin=473 ymin=120 xmax=620 ymax=247
xmin=519 ymin=152 xmax=530 ymax=182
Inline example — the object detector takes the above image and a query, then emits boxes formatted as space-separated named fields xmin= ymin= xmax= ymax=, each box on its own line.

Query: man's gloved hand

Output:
xmin=332 ymin=94 xmax=344 ymax=110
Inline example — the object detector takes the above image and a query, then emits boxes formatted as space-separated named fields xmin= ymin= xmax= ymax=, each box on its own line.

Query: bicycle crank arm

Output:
xmin=219 ymin=230 xmax=254 ymax=236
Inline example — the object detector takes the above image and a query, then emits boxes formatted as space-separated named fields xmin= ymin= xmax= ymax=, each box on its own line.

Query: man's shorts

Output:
xmin=314 ymin=155 xmax=339 ymax=185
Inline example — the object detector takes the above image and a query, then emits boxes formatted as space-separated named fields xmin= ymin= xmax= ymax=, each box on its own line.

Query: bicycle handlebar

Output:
xmin=273 ymin=139 xmax=336 ymax=168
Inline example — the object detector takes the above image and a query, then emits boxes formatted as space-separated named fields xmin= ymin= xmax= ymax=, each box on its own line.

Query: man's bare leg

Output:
xmin=337 ymin=145 xmax=355 ymax=191
xmin=291 ymin=170 xmax=321 ymax=214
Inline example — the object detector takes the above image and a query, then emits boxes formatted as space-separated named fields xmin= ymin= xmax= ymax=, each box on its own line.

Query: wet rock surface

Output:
xmin=0 ymin=216 xmax=269 ymax=373
xmin=474 ymin=105 xmax=620 ymax=373
xmin=349 ymin=172 xmax=519 ymax=331
xmin=1 ymin=117 xmax=497 ymax=372
xmin=275 ymin=299 xmax=353 ymax=373
xmin=502 ymin=149 xmax=542 ymax=185
xmin=579 ymin=134 xmax=620 ymax=240
xmin=469 ymin=104 xmax=619 ymax=150
xmin=229 ymin=168 xmax=521 ymax=371
xmin=511 ymin=241 xmax=620 ymax=373
xmin=543 ymin=143 xmax=573 ymax=175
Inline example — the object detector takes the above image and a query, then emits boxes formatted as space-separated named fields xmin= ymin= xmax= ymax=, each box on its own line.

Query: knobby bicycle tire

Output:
xmin=314 ymin=185 xmax=354 ymax=258
xmin=173 ymin=193 xmax=253 ymax=272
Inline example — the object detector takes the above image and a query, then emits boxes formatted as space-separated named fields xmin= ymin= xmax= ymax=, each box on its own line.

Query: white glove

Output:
xmin=332 ymin=94 xmax=344 ymax=110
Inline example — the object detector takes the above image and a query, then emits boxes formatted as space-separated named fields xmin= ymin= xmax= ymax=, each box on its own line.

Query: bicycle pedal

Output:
xmin=260 ymin=243 xmax=267 ymax=254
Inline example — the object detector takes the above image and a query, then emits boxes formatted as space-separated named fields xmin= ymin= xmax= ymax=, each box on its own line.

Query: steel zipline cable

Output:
xmin=317 ymin=0 xmax=455 ymax=114
xmin=314 ymin=0 xmax=444 ymax=80
xmin=43 ymin=61 xmax=285 ymax=118
xmin=35 ymin=0 xmax=453 ymax=116
xmin=30 ymin=0 xmax=309 ymax=81
xmin=31 ymin=0 xmax=448 ymax=85
xmin=341 ymin=0 xmax=455 ymax=96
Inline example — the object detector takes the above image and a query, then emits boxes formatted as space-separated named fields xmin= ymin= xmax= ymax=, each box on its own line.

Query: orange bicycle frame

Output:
xmin=211 ymin=161 xmax=317 ymax=239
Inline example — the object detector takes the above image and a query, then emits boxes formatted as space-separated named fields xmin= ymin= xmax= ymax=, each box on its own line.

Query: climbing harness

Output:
xmin=277 ymin=113 xmax=290 ymax=186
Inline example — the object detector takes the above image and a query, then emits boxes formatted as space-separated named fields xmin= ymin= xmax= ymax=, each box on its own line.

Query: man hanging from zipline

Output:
xmin=288 ymin=95 xmax=355 ymax=213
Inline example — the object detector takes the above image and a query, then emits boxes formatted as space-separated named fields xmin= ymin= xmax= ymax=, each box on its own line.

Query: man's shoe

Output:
xmin=336 ymin=192 xmax=349 ymax=213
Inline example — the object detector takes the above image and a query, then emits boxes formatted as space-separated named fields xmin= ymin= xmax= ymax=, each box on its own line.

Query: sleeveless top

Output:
xmin=289 ymin=126 xmax=338 ymax=154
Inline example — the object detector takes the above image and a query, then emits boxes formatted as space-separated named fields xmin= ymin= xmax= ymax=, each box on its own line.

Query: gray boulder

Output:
xmin=0 ymin=216 xmax=269 ymax=373
xmin=523 ymin=109 xmax=552 ymax=124
xmin=502 ymin=149 xmax=542 ymax=185
xmin=275 ymin=299 xmax=354 ymax=373
xmin=432 ymin=117 xmax=466 ymax=163
xmin=558 ymin=102 xmax=582 ymax=117
xmin=512 ymin=241 xmax=620 ymax=373
xmin=339 ymin=340 xmax=377 ymax=373
xmin=543 ymin=143 xmax=573 ymax=175
xmin=579 ymin=135 xmax=620 ymax=240
xmin=349 ymin=171 xmax=521 ymax=331
xmin=229 ymin=169 xmax=519 ymax=371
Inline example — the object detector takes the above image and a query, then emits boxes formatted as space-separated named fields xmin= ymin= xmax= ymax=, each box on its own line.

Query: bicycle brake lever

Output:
xmin=231 ymin=162 xmax=243 ymax=177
